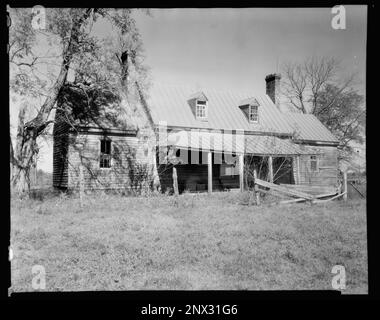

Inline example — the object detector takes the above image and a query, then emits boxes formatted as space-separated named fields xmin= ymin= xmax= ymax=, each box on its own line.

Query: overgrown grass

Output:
xmin=10 ymin=191 xmax=367 ymax=293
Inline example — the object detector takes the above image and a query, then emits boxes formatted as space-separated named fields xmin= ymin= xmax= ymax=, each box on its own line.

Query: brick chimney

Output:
xmin=265 ymin=73 xmax=281 ymax=108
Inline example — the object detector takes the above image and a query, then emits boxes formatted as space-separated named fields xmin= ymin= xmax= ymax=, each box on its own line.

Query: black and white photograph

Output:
xmin=8 ymin=4 xmax=369 ymax=301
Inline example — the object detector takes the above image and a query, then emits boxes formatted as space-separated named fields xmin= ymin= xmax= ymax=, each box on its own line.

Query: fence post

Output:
xmin=253 ymin=169 xmax=260 ymax=205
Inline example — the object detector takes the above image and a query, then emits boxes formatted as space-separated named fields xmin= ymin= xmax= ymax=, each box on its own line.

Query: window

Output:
xmin=249 ymin=105 xmax=259 ymax=123
xmin=100 ymin=139 xmax=111 ymax=168
xmin=196 ymin=100 xmax=207 ymax=119
xmin=310 ymin=156 xmax=318 ymax=172
xmin=221 ymin=154 xmax=239 ymax=176
xmin=220 ymin=164 xmax=239 ymax=176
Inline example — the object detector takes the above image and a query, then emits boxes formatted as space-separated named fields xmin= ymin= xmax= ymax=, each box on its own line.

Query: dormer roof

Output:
xmin=188 ymin=91 xmax=208 ymax=101
xmin=238 ymin=97 xmax=260 ymax=107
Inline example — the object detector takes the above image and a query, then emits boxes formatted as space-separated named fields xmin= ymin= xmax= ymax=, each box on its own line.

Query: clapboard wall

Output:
xmin=66 ymin=131 xmax=154 ymax=190
xmin=295 ymin=145 xmax=338 ymax=187
xmin=53 ymin=110 xmax=155 ymax=191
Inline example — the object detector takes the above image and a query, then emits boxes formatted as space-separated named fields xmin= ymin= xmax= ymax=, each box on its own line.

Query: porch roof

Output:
xmin=163 ymin=130 xmax=319 ymax=156
xmin=245 ymin=135 xmax=319 ymax=156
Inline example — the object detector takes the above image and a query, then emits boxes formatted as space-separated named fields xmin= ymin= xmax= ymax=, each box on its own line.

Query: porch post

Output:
xmin=343 ymin=171 xmax=348 ymax=201
xmin=172 ymin=166 xmax=179 ymax=195
xmin=239 ymin=153 xmax=244 ymax=192
xmin=295 ymin=156 xmax=301 ymax=184
xmin=268 ymin=156 xmax=274 ymax=183
xmin=208 ymin=151 xmax=212 ymax=193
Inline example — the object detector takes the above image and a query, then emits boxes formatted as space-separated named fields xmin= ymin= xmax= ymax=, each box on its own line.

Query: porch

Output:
xmin=158 ymin=130 xmax=319 ymax=194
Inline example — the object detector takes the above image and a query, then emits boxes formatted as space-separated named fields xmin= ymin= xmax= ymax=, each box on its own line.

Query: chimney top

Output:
xmin=265 ymin=73 xmax=281 ymax=82
xmin=265 ymin=73 xmax=282 ymax=108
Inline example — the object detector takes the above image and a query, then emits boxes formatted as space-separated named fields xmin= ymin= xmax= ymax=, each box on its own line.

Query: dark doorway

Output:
xmin=273 ymin=157 xmax=294 ymax=184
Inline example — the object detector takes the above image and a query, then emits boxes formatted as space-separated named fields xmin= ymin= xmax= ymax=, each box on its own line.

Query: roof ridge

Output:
xmin=151 ymin=82 xmax=259 ymax=98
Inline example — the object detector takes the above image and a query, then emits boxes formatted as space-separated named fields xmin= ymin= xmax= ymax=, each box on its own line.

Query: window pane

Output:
xmin=100 ymin=140 xmax=105 ymax=153
xmin=221 ymin=164 xmax=239 ymax=176
xmin=196 ymin=105 xmax=206 ymax=118
xmin=310 ymin=156 xmax=317 ymax=171
xmin=105 ymin=141 xmax=111 ymax=154
xmin=101 ymin=139 xmax=111 ymax=154
xmin=249 ymin=105 xmax=258 ymax=122
xmin=100 ymin=154 xmax=111 ymax=168
xmin=100 ymin=139 xmax=112 ymax=168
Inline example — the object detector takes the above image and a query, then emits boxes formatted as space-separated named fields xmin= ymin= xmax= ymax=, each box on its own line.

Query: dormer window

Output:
xmin=249 ymin=105 xmax=259 ymax=123
xmin=196 ymin=100 xmax=207 ymax=119
xmin=238 ymin=98 xmax=260 ymax=123
xmin=188 ymin=92 xmax=208 ymax=120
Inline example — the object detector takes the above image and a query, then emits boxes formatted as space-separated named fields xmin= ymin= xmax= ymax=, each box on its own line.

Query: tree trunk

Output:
xmin=10 ymin=104 xmax=37 ymax=195
xmin=10 ymin=9 xmax=94 ymax=195
xmin=11 ymin=137 xmax=37 ymax=195
xmin=11 ymin=163 xmax=30 ymax=194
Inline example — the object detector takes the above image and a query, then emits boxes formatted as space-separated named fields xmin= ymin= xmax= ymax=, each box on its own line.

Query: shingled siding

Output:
xmin=53 ymin=110 xmax=70 ymax=188
xmin=66 ymin=132 xmax=153 ymax=191
xmin=297 ymin=145 xmax=338 ymax=187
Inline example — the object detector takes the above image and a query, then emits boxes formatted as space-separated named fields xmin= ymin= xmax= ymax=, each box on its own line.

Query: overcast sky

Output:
xmin=23 ymin=6 xmax=367 ymax=172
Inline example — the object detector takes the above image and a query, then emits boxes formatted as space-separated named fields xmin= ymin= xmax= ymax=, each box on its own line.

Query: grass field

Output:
xmin=10 ymin=191 xmax=367 ymax=293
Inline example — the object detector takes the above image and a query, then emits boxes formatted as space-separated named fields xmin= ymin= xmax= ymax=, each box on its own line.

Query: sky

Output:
xmin=132 ymin=7 xmax=367 ymax=94
xmin=12 ymin=6 xmax=367 ymax=172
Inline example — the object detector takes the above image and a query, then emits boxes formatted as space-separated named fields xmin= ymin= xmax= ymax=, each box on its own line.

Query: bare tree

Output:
xmin=281 ymin=56 xmax=365 ymax=158
xmin=282 ymin=56 xmax=351 ymax=114
xmin=9 ymin=8 xmax=153 ymax=194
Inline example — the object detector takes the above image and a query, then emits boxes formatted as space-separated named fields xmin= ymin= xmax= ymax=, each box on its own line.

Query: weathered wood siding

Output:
xmin=296 ymin=145 xmax=338 ymax=187
xmin=53 ymin=109 xmax=70 ymax=188
xmin=159 ymin=163 xmax=238 ymax=193
xmin=158 ymin=149 xmax=240 ymax=193
xmin=66 ymin=132 xmax=153 ymax=190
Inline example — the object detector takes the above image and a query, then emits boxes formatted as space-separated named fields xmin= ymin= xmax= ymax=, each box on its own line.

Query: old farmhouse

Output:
xmin=53 ymin=74 xmax=340 ymax=194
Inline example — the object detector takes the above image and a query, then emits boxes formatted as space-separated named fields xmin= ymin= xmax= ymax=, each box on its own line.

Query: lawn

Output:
xmin=10 ymin=191 xmax=367 ymax=293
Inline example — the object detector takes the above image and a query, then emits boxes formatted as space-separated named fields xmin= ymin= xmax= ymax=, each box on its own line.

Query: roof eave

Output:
xmin=71 ymin=125 xmax=138 ymax=136
xmin=293 ymin=139 xmax=340 ymax=146
xmin=155 ymin=124 xmax=293 ymax=137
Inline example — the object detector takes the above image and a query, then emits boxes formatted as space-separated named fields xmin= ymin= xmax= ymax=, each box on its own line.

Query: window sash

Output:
xmin=196 ymin=104 xmax=206 ymax=118
xmin=100 ymin=139 xmax=112 ymax=168
xmin=220 ymin=163 xmax=239 ymax=176
xmin=310 ymin=156 xmax=318 ymax=171
xmin=100 ymin=154 xmax=111 ymax=168
xmin=249 ymin=105 xmax=258 ymax=122
xmin=101 ymin=140 xmax=111 ymax=154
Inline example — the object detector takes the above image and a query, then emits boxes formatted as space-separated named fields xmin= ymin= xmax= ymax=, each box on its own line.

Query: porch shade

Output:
xmin=163 ymin=130 xmax=245 ymax=154
xmin=162 ymin=130 xmax=318 ymax=156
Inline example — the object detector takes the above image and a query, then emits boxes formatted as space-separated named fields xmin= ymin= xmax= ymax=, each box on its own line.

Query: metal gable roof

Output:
xmin=146 ymin=84 xmax=294 ymax=136
xmin=283 ymin=113 xmax=339 ymax=144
